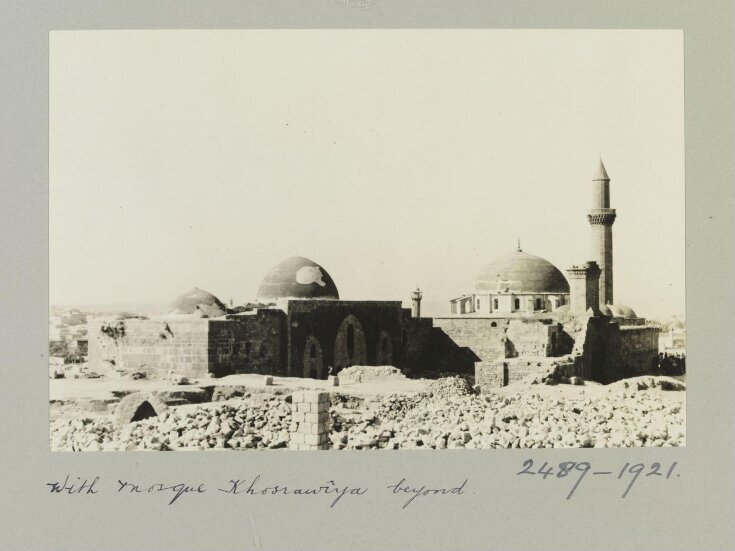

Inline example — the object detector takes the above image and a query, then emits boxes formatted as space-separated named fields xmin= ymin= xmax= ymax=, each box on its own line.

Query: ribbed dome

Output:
xmin=475 ymin=250 xmax=569 ymax=294
xmin=257 ymin=256 xmax=339 ymax=300
xmin=168 ymin=287 xmax=227 ymax=317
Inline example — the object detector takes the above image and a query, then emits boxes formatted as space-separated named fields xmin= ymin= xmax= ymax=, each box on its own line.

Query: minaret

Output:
xmin=411 ymin=287 xmax=423 ymax=318
xmin=587 ymin=158 xmax=616 ymax=305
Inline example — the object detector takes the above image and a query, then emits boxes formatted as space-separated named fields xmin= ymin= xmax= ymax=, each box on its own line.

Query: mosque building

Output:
xmin=87 ymin=255 xmax=431 ymax=380
xmin=449 ymin=244 xmax=571 ymax=316
xmin=433 ymin=159 xmax=659 ymax=387
xmin=86 ymin=159 xmax=660 ymax=388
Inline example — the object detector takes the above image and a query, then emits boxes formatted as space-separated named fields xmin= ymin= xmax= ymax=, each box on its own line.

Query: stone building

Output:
xmin=434 ymin=159 xmax=660 ymax=390
xmin=86 ymin=159 xmax=660 ymax=387
xmin=660 ymin=317 xmax=686 ymax=353
xmin=87 ymin=256 xmax=430 ymax=380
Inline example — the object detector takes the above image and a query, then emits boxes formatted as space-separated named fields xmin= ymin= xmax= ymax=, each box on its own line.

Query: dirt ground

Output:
xmin=49 ymin=372 xmax=429 ymax=402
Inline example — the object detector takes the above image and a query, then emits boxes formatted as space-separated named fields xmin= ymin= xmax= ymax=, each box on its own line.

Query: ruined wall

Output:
xmin=557 ymin=315 xmax=604 ymax=380
xmin=87 ymin=317 xmax=211 ymax=379
xmin=400 ymin=313 xmax=434 ymax=374
xmin=207 ymin=310 xmax=287 ymax=377
xmin=506 ymin=319 xmax=558 ymax=357
xmin=431 ymin=317 xmax=559 ymax=375
xmin=603 ymin=324 xmax=660 ymax=382
xmin=286 ymin=300 xmax=404 ymax=377
xmin=475 ymin=362 xmax=504 ymax=388
xmin=431 ymin=318 xmax=510 ymax=375
xmin=475 ymin=356 xmax=579 ymax=391
xmin=289 ymin=391 xmax=330 ymax=450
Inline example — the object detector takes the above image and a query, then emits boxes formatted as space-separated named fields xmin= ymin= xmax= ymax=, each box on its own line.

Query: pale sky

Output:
xmin=50 ymin=30 xmax=685 ymax=319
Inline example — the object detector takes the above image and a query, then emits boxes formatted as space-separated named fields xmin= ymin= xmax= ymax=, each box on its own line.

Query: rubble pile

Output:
xmin=330 ymin=377 xmax=686 ymax=450
xmin=420 ymin=376 xmax=476 ymax=399
xmin=50 ymin=396 xmax=292 ymax=451
xmin=50 ymin=376 xmax=686 ymax=452
xmin=338 ymin=365 xmax=405 ymax=383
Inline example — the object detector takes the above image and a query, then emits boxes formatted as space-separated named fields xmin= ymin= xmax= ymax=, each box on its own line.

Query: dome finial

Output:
xmin=516 ymin=238 xmax=522 ymax=252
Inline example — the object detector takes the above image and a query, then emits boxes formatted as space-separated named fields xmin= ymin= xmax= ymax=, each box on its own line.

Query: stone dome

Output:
xmin=600 ymin=303 xmax=637 ymax=319
xmin=671 ymin=318 xmax=685 ymax=330
xmin=257 ymin=256 xmax=339 ymax=300
xmin=168 ymin=287 xmax=227 ymax=317
xmin=474 ymin=250 xmax=569 ymax=294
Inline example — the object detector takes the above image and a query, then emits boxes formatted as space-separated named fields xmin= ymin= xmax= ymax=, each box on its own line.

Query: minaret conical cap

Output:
xmin=593 ymin=158 xmax=610 ymax=181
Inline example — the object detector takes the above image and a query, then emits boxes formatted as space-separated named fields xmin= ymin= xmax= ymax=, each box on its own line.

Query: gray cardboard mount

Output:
xmin=0 ymin=1 xmax=733 ymax=550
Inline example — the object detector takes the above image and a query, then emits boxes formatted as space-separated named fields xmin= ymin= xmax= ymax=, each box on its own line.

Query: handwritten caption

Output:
xmin=517 ymin=459 xmax=680 ymax=499
xmin=46 ymin=461 xmax=681 ymax=507
xmin=45 ymin=475 xmax=468 ymax=508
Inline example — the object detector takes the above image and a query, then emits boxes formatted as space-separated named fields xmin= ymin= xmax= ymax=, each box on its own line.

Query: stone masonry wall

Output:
xmin=87 ymin=317 xmax=210 ymax=379
xmin=431 ymin=317 xmax=559 ymax=375
xmin=400 ymin=314 xmax=434 ymax=373
xmin=431 ymin=318 xmax=509 ymax=375
xmin=289 ymin=391 xmax=329 ymax=450
xmin=207 ymin=310 xmax=287 ymax=377
xmin=286 ymin=300 xmax=404 ymax=377
xmin=506 ymin=319 xmax=557 ymax=357
xmin=476 ymin=356 xmax=580 ymax=392
xmin=603 ymin=325 xmax=660 ymax=382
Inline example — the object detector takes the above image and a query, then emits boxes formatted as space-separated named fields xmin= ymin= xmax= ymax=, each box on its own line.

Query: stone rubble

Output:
xmin=50 ymin=396 xmax=292 ymax=451
xmin=49 ymin=376 xmax=686 ymax=452
xmin=338 ymin=365 xmax=405 ymax=383
xmin=329 ymin=376 xmax=686 ymax=450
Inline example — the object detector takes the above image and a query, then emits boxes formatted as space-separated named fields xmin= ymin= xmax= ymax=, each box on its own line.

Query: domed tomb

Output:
xmin=167 ymin=287 xmax=227 ymax=317
xmin=257 ymin=256 xmax=339 ymax=301
xmin=475 ymin=250 xmax=569 ymax=294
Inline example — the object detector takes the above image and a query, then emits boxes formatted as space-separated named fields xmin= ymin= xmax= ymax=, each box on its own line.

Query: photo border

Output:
xmin=1 ymin=2 xmax=733 ymax=550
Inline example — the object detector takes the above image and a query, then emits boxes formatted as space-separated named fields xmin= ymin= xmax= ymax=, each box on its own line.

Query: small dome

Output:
xmin=475 ymin=250 xmax=569 ymax=294
xmin=671 ymin=318 xmax=685 ymax=330
xmin=257 ymin=256 xmax=339 ymax=300
xmin=168 ymin=287 xmax=227 ymax=317
xmin=604 ymin=304 xmax=637 ymax=319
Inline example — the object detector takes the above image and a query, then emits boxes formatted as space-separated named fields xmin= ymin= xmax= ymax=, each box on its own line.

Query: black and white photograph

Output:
xmin=49 ymin=29 xmax=686 ymax=452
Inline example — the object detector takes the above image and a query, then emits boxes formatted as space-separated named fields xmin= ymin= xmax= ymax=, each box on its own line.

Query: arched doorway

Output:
xmin=376 ymin=331 xmax=393 ymax=365
xmin=115 ymin=392 xmax=168 ymax=425
xmin=333 ymin=315 xmax=367 ymax=370
xmin=131 ymin=400 xmax=158 ymax=422
xmin=302 ymin=336 xmax=324 ymax=379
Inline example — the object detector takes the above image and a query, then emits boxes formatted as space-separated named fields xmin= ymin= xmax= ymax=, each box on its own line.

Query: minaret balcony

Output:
xmin=587 ymin=209 xmax=616 ymax=226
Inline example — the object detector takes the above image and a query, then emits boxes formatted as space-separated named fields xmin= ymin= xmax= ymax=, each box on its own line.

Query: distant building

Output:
xmin=660 ymin=318 xmax=686 ymax=353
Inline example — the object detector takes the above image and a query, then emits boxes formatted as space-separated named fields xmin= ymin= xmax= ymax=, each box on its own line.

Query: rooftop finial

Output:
xmin=516 ymin=238 xmax=522 ymax=252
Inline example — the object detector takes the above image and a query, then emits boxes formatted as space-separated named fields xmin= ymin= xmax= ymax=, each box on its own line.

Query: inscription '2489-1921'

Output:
xmin=517 ymin=460 xmax=679 ymax=499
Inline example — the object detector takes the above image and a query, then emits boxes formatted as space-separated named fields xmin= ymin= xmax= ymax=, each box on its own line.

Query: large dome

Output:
xmin=257 ymin=256 xmax=339 ymax=300
xmin=474 ymin=250 xmax=569 ymax=294
xmin=167 ymin=287 xmax=227 ymax=317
